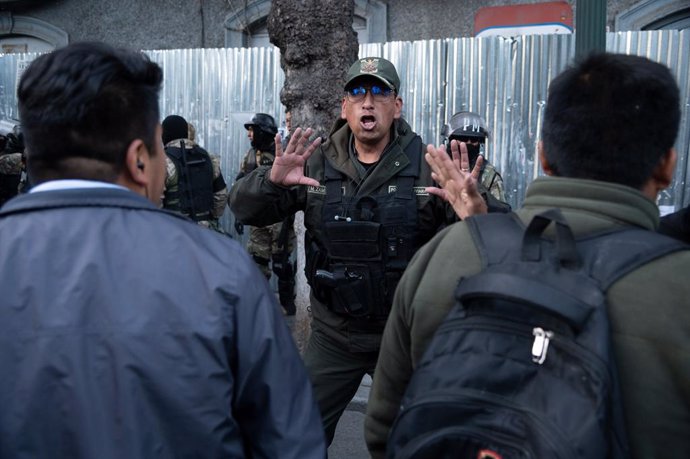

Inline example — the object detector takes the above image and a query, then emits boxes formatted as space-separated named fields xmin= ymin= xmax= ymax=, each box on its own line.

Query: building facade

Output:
xmin=0 ymin=0 xmax=688 ymax=53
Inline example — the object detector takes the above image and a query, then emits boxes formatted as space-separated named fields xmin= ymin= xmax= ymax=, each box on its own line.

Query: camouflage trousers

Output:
xmin=197 ymin=218 xmax=227 ymax=235
xmin=247 ymin=220 xmax=295 ymax=279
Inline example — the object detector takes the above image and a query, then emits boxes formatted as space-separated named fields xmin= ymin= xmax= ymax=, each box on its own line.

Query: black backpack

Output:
xmin=164 ymin=142 xmax=214 ymax=220
xmin=386 ymin=209 xmax=687 ymax=459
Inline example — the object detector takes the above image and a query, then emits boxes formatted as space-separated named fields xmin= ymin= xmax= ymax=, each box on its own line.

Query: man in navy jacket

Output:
xmin=0 ymin=42 xmax=325 ymax=459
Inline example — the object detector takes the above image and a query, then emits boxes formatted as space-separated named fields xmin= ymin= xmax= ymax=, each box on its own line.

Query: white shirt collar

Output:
xmin=29 ymin=179 xmax=129 ymax=193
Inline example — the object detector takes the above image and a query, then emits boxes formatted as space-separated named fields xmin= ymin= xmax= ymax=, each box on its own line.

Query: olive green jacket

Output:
xmin=230 ymin=118 xmax=449 ymax=351
xmin=365 ymin=176 xmax=690 ymax=458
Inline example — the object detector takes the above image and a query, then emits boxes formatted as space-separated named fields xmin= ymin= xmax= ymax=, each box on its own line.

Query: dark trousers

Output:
xmin=303 ymin=328 xmax=378 ymax=446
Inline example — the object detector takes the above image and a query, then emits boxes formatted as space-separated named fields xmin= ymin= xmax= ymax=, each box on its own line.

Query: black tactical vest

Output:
xmin=310 ymin=136 xmax=423 ymax=319
xmin=0 ymin=174 xmax=20 ymax=206
xmin=164 ymin=143 xmax=214 ymax=221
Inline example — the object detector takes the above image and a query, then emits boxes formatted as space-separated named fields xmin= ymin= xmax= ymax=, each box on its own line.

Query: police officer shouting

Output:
xmin=230 ymin=57 xmax=501 ymax=444
xmin=236 ymin=113 xmax=297 ymax=315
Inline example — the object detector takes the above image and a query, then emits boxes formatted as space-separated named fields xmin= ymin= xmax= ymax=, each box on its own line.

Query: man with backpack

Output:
xmin=161 ymin=114 xmax=229 ymax=234
xmin=0 ymin=126 xmax=24 ymax=205
xmin=365 ymin=52 xmax=690 ymax=458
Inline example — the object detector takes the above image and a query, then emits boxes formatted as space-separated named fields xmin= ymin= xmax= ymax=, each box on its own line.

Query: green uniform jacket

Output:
xmin=239 ymin=146 xmax=275 ymax=175
xmin=230 ymin=118 xmax=449 ymax=351
xmin=365 ymin=176 xmax=690 ymax=458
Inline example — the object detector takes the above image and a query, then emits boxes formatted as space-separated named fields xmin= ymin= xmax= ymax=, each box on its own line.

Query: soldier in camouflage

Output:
xmin=161 ymin=115 xmax=229 ymax=233
xmin=236 ymin=113 xmax=297 ymax=315
xmin=0 ymin=129 xmax=25 ymax=206
xmin=443 ymin=111 xmax=508 ymax=204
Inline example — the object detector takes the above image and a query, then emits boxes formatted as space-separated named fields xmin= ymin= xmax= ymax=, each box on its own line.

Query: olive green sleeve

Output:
xmin=229 ymin=165 xmax=304 ymax=227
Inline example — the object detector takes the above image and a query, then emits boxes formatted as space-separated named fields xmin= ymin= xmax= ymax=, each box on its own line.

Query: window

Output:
xmin=616 ymin=0 xmax=690 ymax=31
xmin=224 ymin=0 xmax=387 ymax=48
xmin=0 ymin=14 xmax=68 ymax=53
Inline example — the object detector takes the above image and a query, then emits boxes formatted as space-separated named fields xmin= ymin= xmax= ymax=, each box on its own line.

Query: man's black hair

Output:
xmin=541 ymin=52 xmax=680 ymax=189
xmin=18 ymin=41 xmax=163 ymax=183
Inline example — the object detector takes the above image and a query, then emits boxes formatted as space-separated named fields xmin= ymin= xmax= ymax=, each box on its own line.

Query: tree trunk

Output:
xmin=268 ymin=0 xmax=358 ymax=138
xmin=268 ymin=1 xmax=358 ymax=352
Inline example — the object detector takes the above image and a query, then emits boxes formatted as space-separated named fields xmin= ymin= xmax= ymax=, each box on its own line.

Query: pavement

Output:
xmin=347 ymin=374 xmax=372 ymax=414
xmin=328 ymin=375 xmax=372 ymax=459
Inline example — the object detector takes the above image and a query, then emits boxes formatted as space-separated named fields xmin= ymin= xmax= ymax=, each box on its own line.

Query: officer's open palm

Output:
xmin=270 ymin=127 xmax=321 ymax=187
xmin=425 ymin=140 xmax=487 ymax=219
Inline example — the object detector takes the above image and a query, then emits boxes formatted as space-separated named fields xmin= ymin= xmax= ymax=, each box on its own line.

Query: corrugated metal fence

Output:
xmin=1 ymin=30 xmax=688 ymax=217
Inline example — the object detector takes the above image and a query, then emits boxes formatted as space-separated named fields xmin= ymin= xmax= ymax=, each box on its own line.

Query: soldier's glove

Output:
xmin=234 ymin=221 xmax=244 ymax=235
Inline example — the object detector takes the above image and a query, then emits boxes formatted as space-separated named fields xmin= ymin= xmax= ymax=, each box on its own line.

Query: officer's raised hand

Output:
xmin=270 ymin=127 xmax=321 ymax=187
xmin=425 ymin=139 xmax=487 ymax=219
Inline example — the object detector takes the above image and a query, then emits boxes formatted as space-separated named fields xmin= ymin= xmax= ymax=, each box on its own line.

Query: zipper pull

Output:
xmin=531 ymin=327 xmax=554 ymax=365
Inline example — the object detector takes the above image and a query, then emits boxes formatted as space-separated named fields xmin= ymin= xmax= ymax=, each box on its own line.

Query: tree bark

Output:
xmin=268 ymin=0 xmax=358 ymax=138
xmin=268 ymin=1 xmax=358 ymax=351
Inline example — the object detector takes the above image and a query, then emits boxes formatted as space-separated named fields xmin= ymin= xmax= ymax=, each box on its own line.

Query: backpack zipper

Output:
xmin=436 ymin=317 xmax=611 ymax=382
xmin=531 ymin=327 xmax=553 ymax=364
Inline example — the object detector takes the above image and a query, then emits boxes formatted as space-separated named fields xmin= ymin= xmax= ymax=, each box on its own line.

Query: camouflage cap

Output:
xmin=344 ymin=57 xmax=400 ymax=92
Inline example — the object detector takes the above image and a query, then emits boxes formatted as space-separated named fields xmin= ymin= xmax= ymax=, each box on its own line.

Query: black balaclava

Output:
xmin=449 ymin=136 xmax=483 ymax=169
xmin=162 ymin=115 xmax=189 ymax=145
xmin=252 ymin=129 xmax=275 ymax=152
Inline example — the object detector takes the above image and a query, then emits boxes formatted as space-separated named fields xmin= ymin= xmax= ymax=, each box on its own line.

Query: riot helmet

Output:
xmin=245 ymin=113 xmax=278 ymax=151
xmin=244 ymin=113 xmax=278 ymax=137
xmin=442 ymin=111 xmax=489 ymax=167
xmin=443 ymin=111 xmax=489 ymax=143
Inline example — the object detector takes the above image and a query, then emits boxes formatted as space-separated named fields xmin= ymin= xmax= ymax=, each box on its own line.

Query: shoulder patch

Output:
xmin=307 ymin=185 xmax=326 ymax=195
xmin=387 ymin=185 xmax=429 ymax=196
xmin=413 ymin=186 xmax=430 ymax=196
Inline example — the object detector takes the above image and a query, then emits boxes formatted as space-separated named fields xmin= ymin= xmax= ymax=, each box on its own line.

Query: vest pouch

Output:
xmin=324 ymin=220 xmax=381 ymax=261
xmin=305 ymin=235 xmax=329 ymax=303
xmin=328 ymin=263 xmax=375 ymax=317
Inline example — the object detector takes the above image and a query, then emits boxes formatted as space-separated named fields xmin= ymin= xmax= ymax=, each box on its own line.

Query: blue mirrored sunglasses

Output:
xmin=346 ymin=85 xmax=394 ymax=101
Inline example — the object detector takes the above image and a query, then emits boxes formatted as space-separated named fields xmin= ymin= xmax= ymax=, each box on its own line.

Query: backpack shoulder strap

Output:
xmin=578 ymin=228 xmax=688 ymax=289
xmin=465 ymin=212 xmax=525 ymax=268
xmin=164 ymin=145 xmax=183 ymax=160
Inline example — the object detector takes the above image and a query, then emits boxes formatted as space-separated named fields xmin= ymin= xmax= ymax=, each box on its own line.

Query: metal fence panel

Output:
xmin=1 ymin=30 xmax=688 ymax=217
